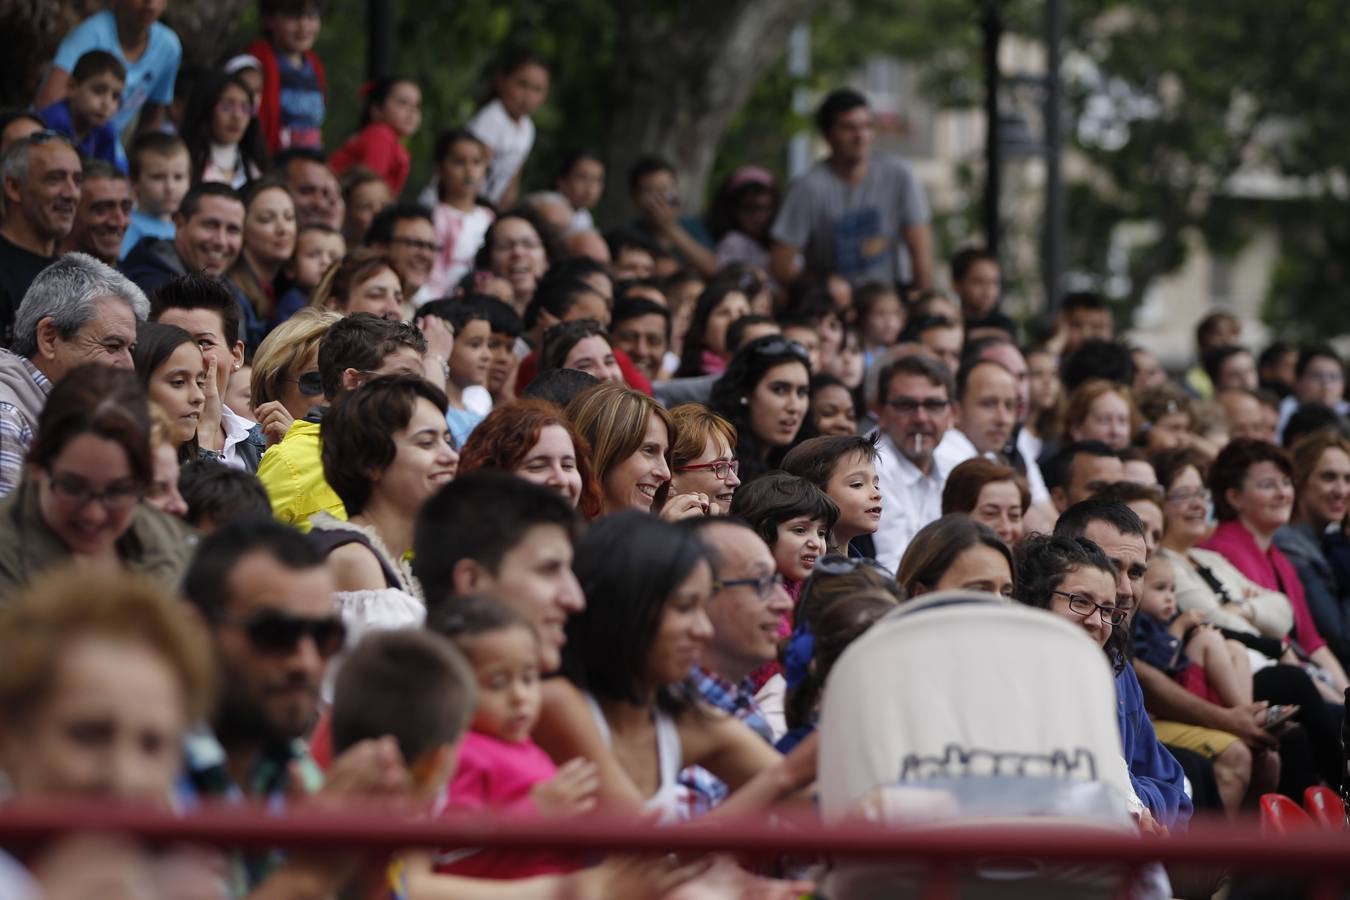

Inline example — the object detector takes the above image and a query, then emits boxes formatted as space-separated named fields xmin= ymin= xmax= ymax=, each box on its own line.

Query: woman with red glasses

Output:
xmin=669 ymin=403 xmax=741 ymax=515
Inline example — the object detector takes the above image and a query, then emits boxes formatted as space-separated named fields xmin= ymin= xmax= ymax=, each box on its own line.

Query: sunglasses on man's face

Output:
xmin=226 ymin=610 xmax=347 ymax=658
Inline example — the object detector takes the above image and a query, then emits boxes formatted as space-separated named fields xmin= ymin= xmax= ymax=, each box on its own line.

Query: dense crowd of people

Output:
xmin=0 ymin=1 xmax=1347 ymax=898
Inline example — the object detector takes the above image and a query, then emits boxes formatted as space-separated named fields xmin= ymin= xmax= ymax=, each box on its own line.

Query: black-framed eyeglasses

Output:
xmin=674 ymin=459 xmax=739 ymax=479
xmin=715 ymin=571 xmax=786 ymax=601
xmin=391 ymin=236 xmax=443 ymax=253
xmin=1051 ymin=590 xmax=1128 ymax=626
xmin=46 ymin=472 xmax=143 ymax=511
xmin=287 ymin=370 xmax=324 ymax=396
xmin=886 ymin=397 xmax=950 ymax=415
xmin=224 ymin=610 xmax=347 ymax=658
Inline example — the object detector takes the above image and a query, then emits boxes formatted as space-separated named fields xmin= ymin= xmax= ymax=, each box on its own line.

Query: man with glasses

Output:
xmin=366 ymin=203 xmax=439 ymax=310
xmin=180 ymin=517 xmax=408 ymax=897
xmin=679 ymin=518 xmax=792 ymax=817
xmin=0 ymin=132 xmax=83 ymax=347
xmin=871 ymin=354 xmax=954 ymax=570
xmin=1 ymin=253 xmax=146 ymax=497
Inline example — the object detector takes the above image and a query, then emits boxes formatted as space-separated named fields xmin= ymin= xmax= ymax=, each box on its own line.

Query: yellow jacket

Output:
xmin=256 ymin=418 xmax=346 ymax=531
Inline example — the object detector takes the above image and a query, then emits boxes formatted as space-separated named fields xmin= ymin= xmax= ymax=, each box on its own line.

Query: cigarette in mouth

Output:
xmin=914 ymin=433 xmax=922 ymax=454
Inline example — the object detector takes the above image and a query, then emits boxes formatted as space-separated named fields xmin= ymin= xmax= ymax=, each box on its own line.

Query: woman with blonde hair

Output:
xmin=249 ymin=307 xmax=343 ymax=445
xmin=1063 ymin=378 xmax=1137 ymax=451
xmin=567 ymin=382 xmax=703 ymax=519
xmin=669 ymin=403 xmax=741 ymax=514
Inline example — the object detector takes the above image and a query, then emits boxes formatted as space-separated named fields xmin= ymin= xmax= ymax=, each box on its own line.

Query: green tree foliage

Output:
xmin=1058 ymin=0 xmax=1350 ymax=337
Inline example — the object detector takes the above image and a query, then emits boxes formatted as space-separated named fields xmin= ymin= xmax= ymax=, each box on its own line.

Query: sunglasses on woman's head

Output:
xmin=813 ymin=555 xmax=894 ymax=578
xmin=750 ymin=337 xmax=810 ymax=362
xmin=225 ymin=610 xmax=347 ymax=658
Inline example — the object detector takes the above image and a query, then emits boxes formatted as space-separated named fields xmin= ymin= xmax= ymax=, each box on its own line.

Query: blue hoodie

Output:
xmin=1117 ymin=663 xmax=1193 ymax=829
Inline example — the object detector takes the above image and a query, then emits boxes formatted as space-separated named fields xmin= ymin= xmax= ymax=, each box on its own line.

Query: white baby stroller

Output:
xmin=817 ymin=590 xmax=1164 ymax=900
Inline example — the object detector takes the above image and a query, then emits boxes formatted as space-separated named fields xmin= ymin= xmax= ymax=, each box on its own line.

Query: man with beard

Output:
xmin=59 ymin=159 xmax=131 ymax=266
xmin=871 ymin=353 xmax=955 ymax=570
xmin=181 ymin=518 xmax=408 ymax=897
xmin=0 ymin=133 xmax=82 ymax=347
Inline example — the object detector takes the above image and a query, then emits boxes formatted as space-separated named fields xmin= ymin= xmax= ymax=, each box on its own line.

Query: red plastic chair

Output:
xmin=1260 ymin=793 xmax=1316 ymax=834
xmin=1303 ymin=786 xmax=1346 ymax=831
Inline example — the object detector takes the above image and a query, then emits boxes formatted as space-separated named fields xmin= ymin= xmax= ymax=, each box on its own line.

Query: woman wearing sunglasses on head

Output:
xmin=311 ymin=375 xmax=457 ymax=663
xmin=249 ymin=308 xmax=343 ymax=446
xmin=710 ymin=334 xmax=812 ymax=485
xmin=0 ymin=366 xmax=194 ymax=597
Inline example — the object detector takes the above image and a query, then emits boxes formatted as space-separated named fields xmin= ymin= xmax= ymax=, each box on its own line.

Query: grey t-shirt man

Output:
xmin=771 ymin=154 xmax=930 ymax=287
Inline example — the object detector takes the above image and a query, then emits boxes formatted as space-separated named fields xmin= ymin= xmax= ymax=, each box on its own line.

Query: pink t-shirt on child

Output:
xmin=433 ymin=731 xmax=577 ymax=879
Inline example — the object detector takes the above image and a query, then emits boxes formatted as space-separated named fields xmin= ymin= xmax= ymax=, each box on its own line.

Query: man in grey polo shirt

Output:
xmin=770 ymin=88 xmax=933 ymax=291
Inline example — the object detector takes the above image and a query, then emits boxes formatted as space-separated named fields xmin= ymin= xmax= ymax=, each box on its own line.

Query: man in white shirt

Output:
xmin=871 ymin=354 xmax=954 ymax=571
xmin=934 ymin=358 xmax=1017 ymax=476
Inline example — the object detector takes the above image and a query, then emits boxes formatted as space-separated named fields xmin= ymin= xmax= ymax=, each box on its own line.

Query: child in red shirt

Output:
xmin=330 ymin=77 xmax=422 ymax=197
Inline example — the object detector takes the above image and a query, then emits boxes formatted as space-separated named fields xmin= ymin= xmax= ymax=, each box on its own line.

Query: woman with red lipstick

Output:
xmin=1277 ymin=432 xmax=1350 ymax=668
xmin=311 ymin=375 xmax=458 ymax=651
xmin=710 ymin=335 xmax=812 ymax=485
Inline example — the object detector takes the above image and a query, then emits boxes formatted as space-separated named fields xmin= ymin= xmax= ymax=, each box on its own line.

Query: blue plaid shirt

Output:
xmin=677 ymin=666 xmax=773 ymax=819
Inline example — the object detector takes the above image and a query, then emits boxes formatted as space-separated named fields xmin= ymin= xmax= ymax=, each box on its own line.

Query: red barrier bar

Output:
xmin=2 ymin=805 xmax=1350 ymax=872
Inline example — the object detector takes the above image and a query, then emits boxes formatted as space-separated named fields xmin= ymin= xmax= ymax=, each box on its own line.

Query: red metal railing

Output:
xmin=1 ymin=805 xmax=1349 ymax=874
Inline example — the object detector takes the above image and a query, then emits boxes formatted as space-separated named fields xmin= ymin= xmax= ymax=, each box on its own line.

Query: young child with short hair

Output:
xmin=420 ymin=299 xmax=492 ymax=445
xmin=782 ymin=434 xmax=882 ymax=557
xmin=555 ymin=150 xmax=604 ymax=232
xmin=854 ymin=282 xmax=905 ymax=371
xmin=246 ymin=0 xmax=327 ymax=154
xmin=424 ymin=128 xmax=494 ymax=298
xmin=39 ymin=50 xmax=127 ymax=172
xmin=419 ymin=595 xmax=598 ymax=882
xmin=120 ymin=132 xmax=191 ymax=258
xmin=328 ymin=627 xmax=477 ymax=899
xmin=1133 ymin=555 xmax=1270 ymax=713
xmin=277 ymin=224 xmax=346 ymax=321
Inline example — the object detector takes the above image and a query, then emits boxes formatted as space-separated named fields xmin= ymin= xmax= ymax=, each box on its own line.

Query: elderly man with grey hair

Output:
xmin=0 ymin=252 xmax=147 ymax=496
